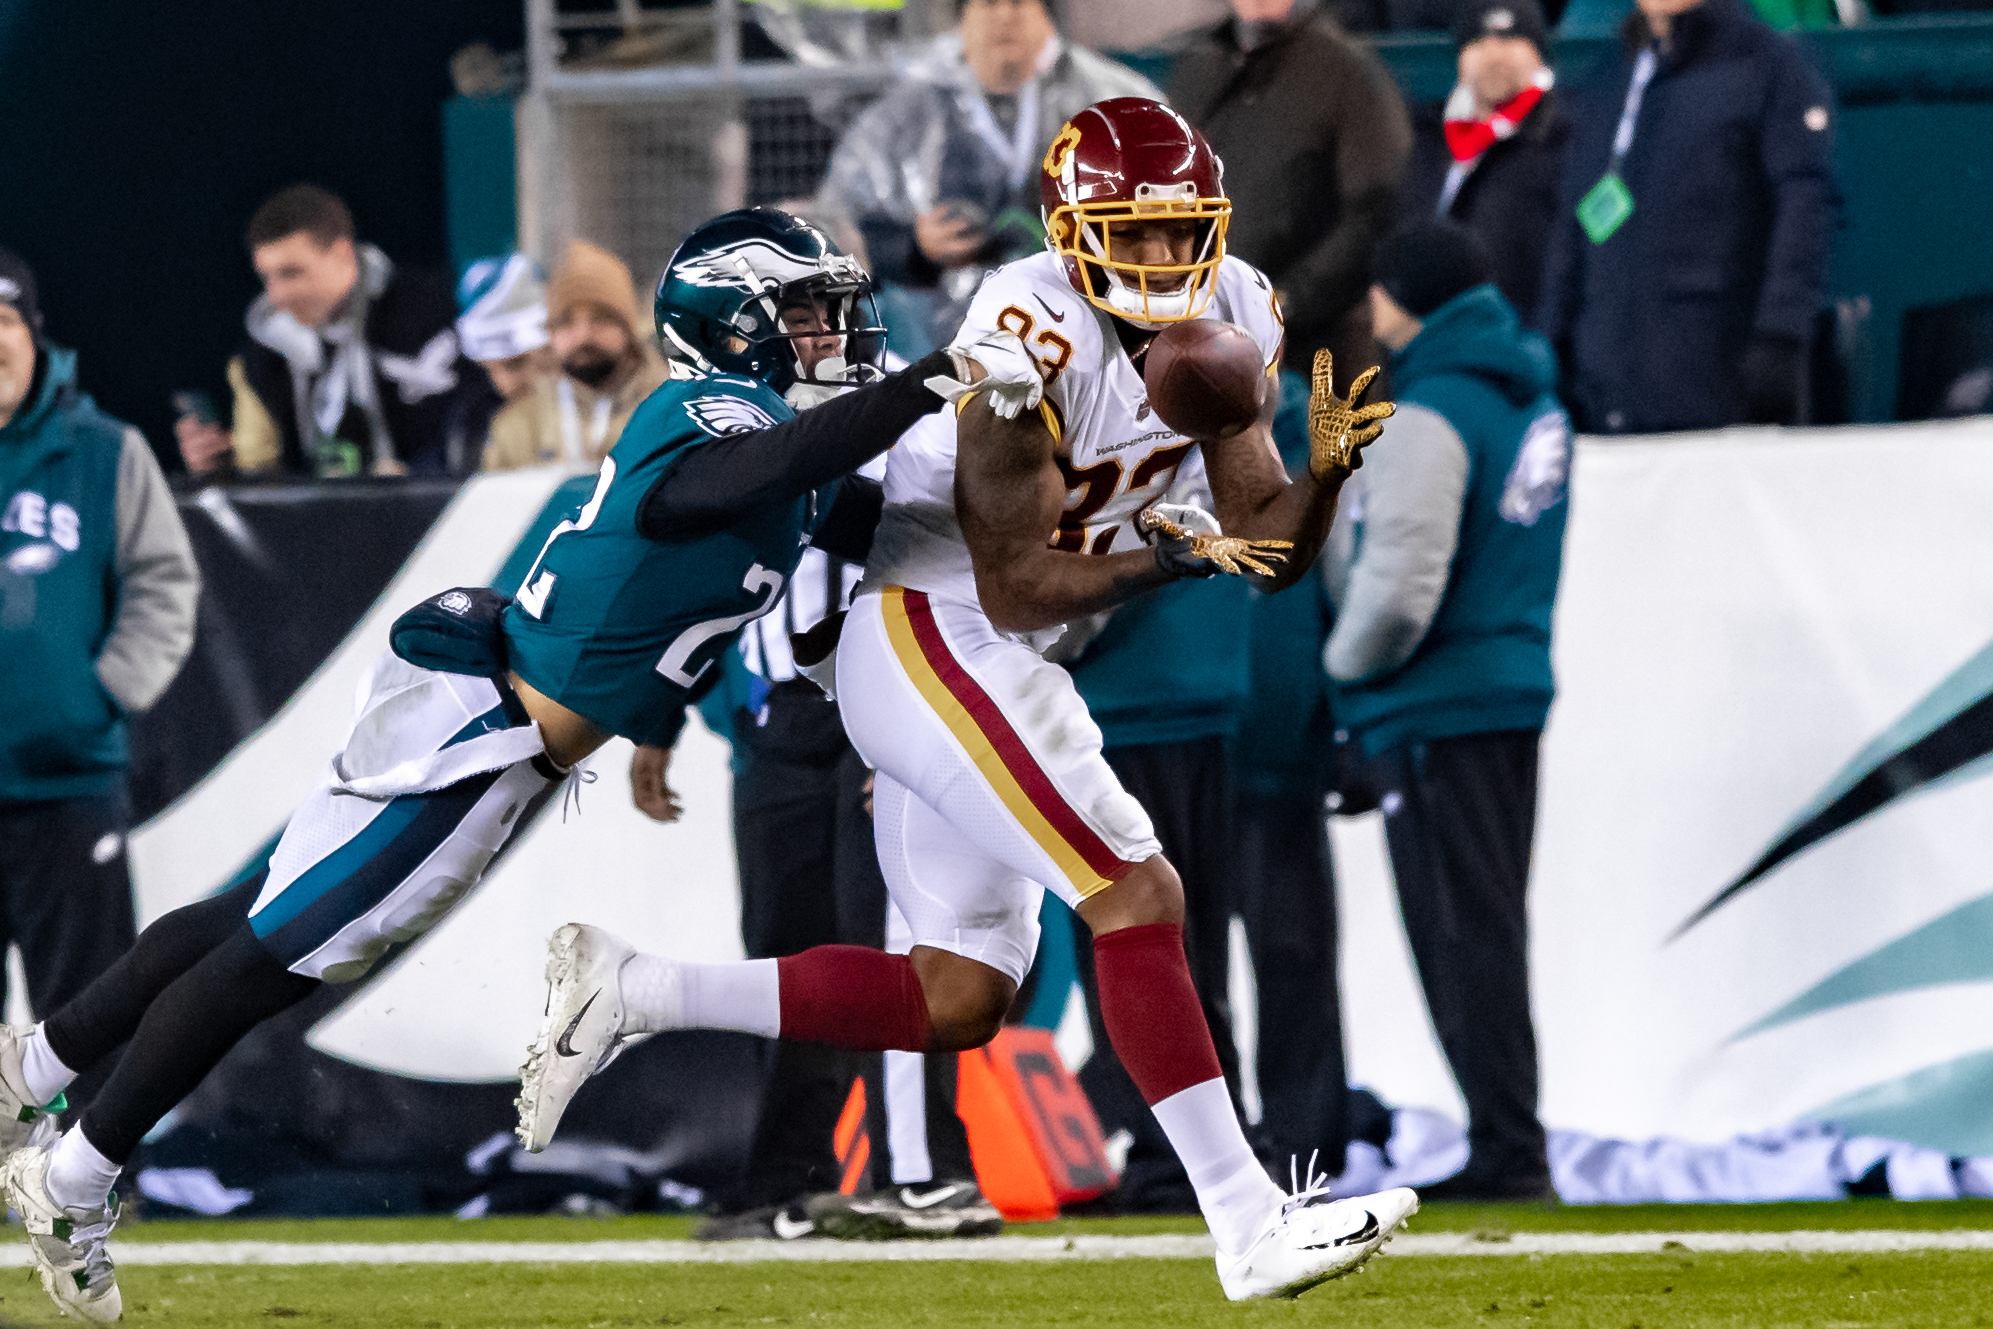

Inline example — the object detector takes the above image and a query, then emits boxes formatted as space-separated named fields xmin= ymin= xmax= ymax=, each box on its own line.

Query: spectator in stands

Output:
xmin=1170 ymin=0 xmax=1411 ymax=391
xmin=481 ymin=241 xmax=667 ymax=471
xmin=817 ymin=0 xmax=1159 ymax=359
xmin=0 ymin=247 xmax=198 ymax=1103
xmin=1324 ymin=222 xmax=1568 ymax=1200
xmin=175 ymin=184 xmax=477 ymax=479
xmin=1537 ymin=0 xmax=1838 ymax=432
xmin=457 ymin=253 xmax=553 ymax=407
xmin=1399 ymin=0 xmax=1570 ymax=325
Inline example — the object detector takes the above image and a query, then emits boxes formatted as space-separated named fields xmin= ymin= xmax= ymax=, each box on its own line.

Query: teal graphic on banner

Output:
xmin=1678 ymin=636 xmax=1993 ymax=936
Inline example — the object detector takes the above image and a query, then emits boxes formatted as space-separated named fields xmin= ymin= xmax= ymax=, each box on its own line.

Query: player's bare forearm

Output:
xmin=956 ymin=396 xmax=1174 ymax=633
xmin=1200 ymin=418 xmax=1347 ymax=593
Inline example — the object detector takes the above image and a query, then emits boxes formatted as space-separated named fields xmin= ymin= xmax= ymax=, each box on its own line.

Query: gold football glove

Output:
xmin=1308 ymin=349 xmax=1395 ymax=477
xmin=1138 ymin=510 xmax=1294 ymax=580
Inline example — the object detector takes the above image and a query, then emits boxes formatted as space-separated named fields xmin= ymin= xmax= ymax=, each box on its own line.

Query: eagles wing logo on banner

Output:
xmin=685 ymin=395 xmax=780 ymax=438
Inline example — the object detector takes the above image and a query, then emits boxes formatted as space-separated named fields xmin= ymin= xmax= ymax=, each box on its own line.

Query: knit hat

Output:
xmin=0 ymin=247 xmax=42 ymax=342
xmin=1453 ymin=0 xmax=1548 ymax=53
xmin=456 ymin=254 xmax=548 ymax=362
xmin=1375 ymin=221 xmax=1496 ymax=319
xmin=547 ymin=240 xmax=643 ymax=339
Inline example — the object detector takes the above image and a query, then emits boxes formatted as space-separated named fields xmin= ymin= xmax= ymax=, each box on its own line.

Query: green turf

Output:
xmin=0 ymin=1251 xmax=1988 ymax=1327
xmin=106 ymin=1198 xmax=1993 ymax=1246
xmin=26 ymin=1204 xmax=1986 ymax=1326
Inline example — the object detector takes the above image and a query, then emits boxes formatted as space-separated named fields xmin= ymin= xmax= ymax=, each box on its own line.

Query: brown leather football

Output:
xmin=1142 ymin=320 xmax=1268 ymax=441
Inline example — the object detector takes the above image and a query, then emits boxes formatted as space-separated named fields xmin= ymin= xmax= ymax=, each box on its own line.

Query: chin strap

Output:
xmin=924 ymin=329 xmax=1045 ymax=420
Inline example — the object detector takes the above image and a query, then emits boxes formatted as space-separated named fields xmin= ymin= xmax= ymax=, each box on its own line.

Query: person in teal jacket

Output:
xmin=1325 ymin=221 xmax=1570 ymax=1201
xmin=0 ymin=245 xmax=199 ymax=1114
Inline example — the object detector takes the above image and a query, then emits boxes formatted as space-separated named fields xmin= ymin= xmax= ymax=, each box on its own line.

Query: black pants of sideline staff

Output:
xmin=1074 ymin=736 xmax=1244 ymax=1213
xmin=0 ymin=785 xmax=142 ymax=1116
xmin=1373 ymin=728 xmax=1550 ymax=1197
xmin=726 ymin=679 xmax=970 ymax=1210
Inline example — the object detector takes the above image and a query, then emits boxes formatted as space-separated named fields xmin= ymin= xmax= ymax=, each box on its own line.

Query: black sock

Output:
xmin=78 ymin=924 xmax=319 ymax=1165
xmin=43 ymin=874 xmax=266 ymax=1074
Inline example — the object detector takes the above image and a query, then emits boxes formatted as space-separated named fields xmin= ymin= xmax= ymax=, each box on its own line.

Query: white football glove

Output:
xmin=924 ymin=328 xmax=1046 ymax=420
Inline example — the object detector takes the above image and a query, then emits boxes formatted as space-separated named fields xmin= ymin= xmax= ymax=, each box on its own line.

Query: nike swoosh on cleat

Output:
xmin=1333 ymin=1212 xmax=1381 ymax=1247
xmin=554 ymin=992 xmax=599 ymax=1058
xmin=899 ymin=1184 xmax=965 ymax=1210
xmin=1032 ymin=294 xmax=1066 ymax=323
xmin=771 ymin=1211 xmax=815 ymax=1240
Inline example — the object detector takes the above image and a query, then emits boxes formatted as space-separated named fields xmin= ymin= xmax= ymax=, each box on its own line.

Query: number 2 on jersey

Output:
xmin=1052 ymin=442 xmax=1194 ymax=554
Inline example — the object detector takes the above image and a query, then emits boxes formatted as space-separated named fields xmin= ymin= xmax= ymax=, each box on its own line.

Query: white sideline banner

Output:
xmin=129 ymin=423 xmax=1993 ymax=1158
xmin=1524 ymin=418 xmax=1993 ymax=1153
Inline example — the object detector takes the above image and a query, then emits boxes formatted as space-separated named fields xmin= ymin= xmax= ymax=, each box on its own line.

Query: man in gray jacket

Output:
xmin=817 ymin=0 xmax=1158 ymax=357
xmin=0 ymin=247 xmax=199 ymax=1095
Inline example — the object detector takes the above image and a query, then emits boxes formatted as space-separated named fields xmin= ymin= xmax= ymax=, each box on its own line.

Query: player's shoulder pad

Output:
xmin=610 ymin=374 xmax=793 ymax=467
xmin=1213 ymin=255 xmax=1285 ymax=371
xmin=963 ymin=252 xmax=1101 ymax=359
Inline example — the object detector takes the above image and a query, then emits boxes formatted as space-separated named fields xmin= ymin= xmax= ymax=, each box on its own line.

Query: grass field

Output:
xmin=1 ymin=1201 xmax=1990 ymax=1327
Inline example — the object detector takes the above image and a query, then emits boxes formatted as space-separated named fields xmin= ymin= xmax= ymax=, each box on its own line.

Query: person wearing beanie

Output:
xmin=457 ymin=254 xmax=554 ymax=404
xmin=1398 ymin=0 xmax=1570 ymax=327
xmin=0 ymin=244 xmax=199 ymax=1122
xmin=1324 ymin=219 xmax=1571 ymax=1201
xmin=177 ymin=183 xmax=480 ymax=479
xmin=481 ymin=240 xmax=667 ymax=472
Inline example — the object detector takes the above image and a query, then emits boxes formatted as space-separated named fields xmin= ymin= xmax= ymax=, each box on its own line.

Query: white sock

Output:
xmin=620 ymin=954 xmax=780 ymax=1038
xmin=1151 ymin=1078 xmax=1284 ymax=1257
xmin=44 ymin=1127 xmax=121 ymax=1213
xmin=20 ymin=1025 xmax=76 ymax=1107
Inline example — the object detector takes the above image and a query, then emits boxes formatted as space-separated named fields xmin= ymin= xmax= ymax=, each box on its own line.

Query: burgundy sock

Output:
xmin=777 ymin=945 xmax=932 ymax=1052
xmin=1093 ymin=922 xmax=1224 ymax=1105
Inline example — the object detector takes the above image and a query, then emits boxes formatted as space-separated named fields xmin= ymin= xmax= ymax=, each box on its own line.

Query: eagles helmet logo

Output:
xmin=437 ymin=590 xmax=474 ymax=616
xmin=673 ymin=235 xmax=863 ymax=294
xmin=685 ymin=395 xmax=781 ymax=438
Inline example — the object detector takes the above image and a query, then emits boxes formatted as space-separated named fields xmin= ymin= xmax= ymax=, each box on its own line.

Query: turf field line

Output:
xmin=57 ymin=1229 xmax=1993 ymax=1266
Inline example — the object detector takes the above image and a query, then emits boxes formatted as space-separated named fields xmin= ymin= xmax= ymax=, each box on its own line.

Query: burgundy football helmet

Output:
xmin=1040 ymin=97 xmax=1231 ymax=326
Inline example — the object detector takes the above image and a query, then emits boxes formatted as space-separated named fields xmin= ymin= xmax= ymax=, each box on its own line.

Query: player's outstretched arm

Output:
xmin=957 ymin=396 xmax=1178 ymax=634
xmin=1200 ymin=351 xmax=1393 ymax=593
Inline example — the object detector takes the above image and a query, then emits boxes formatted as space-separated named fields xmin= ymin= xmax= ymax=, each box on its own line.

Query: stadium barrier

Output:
xmin=123 ymin=416 xmax=1993 ymax=1204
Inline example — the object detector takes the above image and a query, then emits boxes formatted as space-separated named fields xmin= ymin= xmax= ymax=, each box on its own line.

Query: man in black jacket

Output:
xmin=176 ymin=185 xmax=482 ymax=478
xmin=1536 ymin=0 xmax=1838 ymax=433
xmin=1399 ymin=0 xmax=1570 ymax=328
xmin=1169 ymin=0 xmax=1411 ymax=393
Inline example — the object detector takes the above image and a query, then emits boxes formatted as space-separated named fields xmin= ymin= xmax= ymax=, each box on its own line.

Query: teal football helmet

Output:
xmin=654 ymin=208 xmax=886 ymax=397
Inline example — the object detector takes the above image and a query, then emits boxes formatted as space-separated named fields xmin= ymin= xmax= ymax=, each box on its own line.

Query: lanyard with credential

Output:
xmin=557 ymin=377 xmax=615 ymax=463
xmin=961 ymin=79 xmax=1040 ymax=190
xmin=1576 ymin=46 xmax=1657 ymax=245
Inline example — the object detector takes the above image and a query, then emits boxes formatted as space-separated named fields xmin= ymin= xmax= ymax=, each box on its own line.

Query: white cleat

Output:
xmin=1 ymin=1145 xmax=122 ymax=1323
xmin=516 ymin=923 xmax=636 ymax=1152
xmin=0 ymin=1026 xmax=62 ymax=1161
xmin=1216 ymin=1174 xmax=1419 ymax=1301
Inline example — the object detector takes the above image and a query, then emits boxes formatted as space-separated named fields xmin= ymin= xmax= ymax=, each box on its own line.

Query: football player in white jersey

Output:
xmin=522 ymin=98 xmax=1410 ymax=1301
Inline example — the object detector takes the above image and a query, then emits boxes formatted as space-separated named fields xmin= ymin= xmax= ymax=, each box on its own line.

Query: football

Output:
xmin=1142 ymin=319 xmax=1268 ymax=441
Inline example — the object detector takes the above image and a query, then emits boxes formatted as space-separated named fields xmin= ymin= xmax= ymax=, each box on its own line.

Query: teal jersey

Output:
xmin=501 ymin=373 xmax=832 ymax=748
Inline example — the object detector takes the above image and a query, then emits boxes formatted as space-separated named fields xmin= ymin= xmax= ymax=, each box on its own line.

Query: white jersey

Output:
xmin=860 ymin=250 xmax=1286 ymax=613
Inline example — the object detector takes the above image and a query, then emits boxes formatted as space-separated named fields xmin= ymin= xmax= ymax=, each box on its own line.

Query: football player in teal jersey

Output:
xmin=0 ymin=208 xmax=1046 ymax=1324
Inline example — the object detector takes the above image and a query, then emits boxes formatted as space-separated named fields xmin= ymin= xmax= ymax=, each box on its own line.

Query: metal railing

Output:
xmin=517 ymin=0 xmax=944 ymax=286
